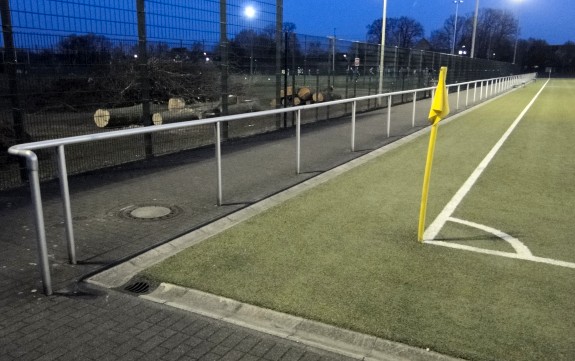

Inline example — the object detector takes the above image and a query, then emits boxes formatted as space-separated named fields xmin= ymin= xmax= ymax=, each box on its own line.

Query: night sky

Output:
xmin=284 ymin=0 xmax=574 ymax=45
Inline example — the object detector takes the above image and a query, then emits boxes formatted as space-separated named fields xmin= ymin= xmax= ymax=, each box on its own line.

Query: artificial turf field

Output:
xmin=142 ymin=78 xmax=575 ymax=361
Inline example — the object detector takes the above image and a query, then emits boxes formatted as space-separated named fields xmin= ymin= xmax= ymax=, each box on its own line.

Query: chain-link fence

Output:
xmin=0 ymin=0 xmax=519 ymax=190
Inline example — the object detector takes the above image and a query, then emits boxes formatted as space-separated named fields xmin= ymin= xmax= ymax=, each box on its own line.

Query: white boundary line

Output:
xmin=428 ymin=217 xmax=575 ymax=269
xmin=448 ymin=217 xmax=533 ymax=257
xmin=423 ymin=79 xmax=575 ymax=269
xmin=424 ymin=79 xmax=550 ymax=241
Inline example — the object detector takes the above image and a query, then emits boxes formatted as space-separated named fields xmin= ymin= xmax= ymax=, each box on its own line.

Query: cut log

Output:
xmin=168 ymin=98 xmax=185 ymax=110
xmin=94 ymin=104 xmax=143 ymax=128
xmin=280 ymin=86 xmax=293 ymax=98
xmin=297 ymin=87 xmax=312 ymax=101
xmin=292 ymin=96 xmax=302 ymax=106
xmin=152 ymin=109 xmax=199 ymax=125
xmin=312 ymin=92 xmax=324 ymax=103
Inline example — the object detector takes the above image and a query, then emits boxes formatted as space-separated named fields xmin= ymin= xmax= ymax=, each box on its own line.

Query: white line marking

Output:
xmin=423 ymin=79 xmax=550 ymax=241
xmin=445 ymin=217 xmax=533 ymax=257
xmin=427 ymin=239 xmax=575 ymax=270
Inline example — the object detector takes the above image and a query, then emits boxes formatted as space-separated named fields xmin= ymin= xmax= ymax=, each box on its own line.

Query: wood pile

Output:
xmin=271 ymin=86 xmax=339 ymax=107
xmin=93 ymin=98 xmax=201 ymax=128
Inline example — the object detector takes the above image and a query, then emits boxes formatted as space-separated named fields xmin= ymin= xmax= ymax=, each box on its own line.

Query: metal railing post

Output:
xmin=296 ymin=109 xmax=301 ymax=174
xmin=215 ymin=122 xmax=222 ymax=206
xmin=466 ymin=83 xmax=470 ymax=107
xmin=351 ymin=101 xmax=356 ymax=152
xmin=27 ymin=152 xmax=52 ymax=295
xmin=411 ymin=91 xmax=417 ymax=127
xmin=456 ymin=84 xmax=461 ymax=110
xmin=473 ymin=81 xmax=477 ymax=103
xmin=387 ymin=95 xmax=392 ymax=138
xmin=56 ymin=145 xmax=76 ymax=264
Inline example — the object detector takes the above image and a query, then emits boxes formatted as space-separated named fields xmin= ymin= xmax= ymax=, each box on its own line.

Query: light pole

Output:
xmin=512 ymin=22 xmax=519 ymax=64
xmin=511 ymin=0 xmax=522 ymax=65
xmin=470 ymin=0 xmax=479 ymax=58
xmin=451 ymin=0 xmax=464 ymax=55
xmin=244 ymin=5 xmax=256 ymax=78
xmin=377 ymin=0 xmax=387 ymax=105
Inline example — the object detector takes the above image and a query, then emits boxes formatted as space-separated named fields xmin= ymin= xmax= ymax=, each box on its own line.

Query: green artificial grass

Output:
xmin=143 ymin=79 xmax=575 ymax=361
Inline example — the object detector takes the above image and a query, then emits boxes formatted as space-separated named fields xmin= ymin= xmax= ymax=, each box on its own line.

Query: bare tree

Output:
xmin=429 ymin=8 xmax=518 ymax=61
xmin=366 ymin=18 xmax=384 ymax=44
xmin=466 ymin=8 xmax=518 ymax=60
xmin=430 ymin=15 xmax=469 ymax=53
xmin=57 ymin=33 xmax=112 ymax=65
xmin=393 ymin=17 xmax=425 ymax=48
xmin=366 ymin=16 xmax=424 ymax=48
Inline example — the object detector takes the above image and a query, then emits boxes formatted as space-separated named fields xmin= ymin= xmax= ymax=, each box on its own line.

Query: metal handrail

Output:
xmin=8 ymin=73 xmax=536 ymax=295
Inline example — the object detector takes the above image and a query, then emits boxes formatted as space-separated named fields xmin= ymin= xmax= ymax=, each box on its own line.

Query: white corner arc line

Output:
xmin=445 ymin=217 xmax=533 ymax=257
xmin=423 ymin=79 xmax=550 ymax=241
xmin=426 ymin=239 xmax=575 ymax=269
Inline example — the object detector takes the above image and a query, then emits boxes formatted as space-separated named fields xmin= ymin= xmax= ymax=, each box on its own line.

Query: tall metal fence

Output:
xmin=0 ymin=0 xmax=519 ymax=190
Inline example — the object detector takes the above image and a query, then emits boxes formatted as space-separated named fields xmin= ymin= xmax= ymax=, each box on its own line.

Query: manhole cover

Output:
xmin=131 ymin=206 xmax=172 ymax=219
xmin=118 ymin=204 xmax=182 ymax=221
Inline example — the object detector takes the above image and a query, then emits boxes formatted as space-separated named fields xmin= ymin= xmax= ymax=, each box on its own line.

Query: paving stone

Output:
xmin=220 ymin=332 xmax=247 ymax=349
xmin=262 ymin=343 xmax=290 ymax=361
xmin=234 ymin=335 xmax=261 ymax=353
xmin=249 ymin=339 xmax=277 ymax=357
xmin=279 ymin=348 xmax=305 ymax=361
xmin=219 ymin=350 xmax=246 ymax=361
xmin=239 ymin=354 xmax=262 ymax=361
xmin=211 ymin=344 xmax=232 ymax=356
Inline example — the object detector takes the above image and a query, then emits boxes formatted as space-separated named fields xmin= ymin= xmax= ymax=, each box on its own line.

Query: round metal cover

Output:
xmin=118 ymin=204 xmax=182 ymax=221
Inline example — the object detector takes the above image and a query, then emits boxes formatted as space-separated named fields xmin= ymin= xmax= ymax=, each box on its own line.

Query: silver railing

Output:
xmin=8 ymin=73 xmax=536 ymax=295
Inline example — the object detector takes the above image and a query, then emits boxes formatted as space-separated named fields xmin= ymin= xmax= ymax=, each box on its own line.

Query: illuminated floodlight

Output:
xmin=244 ymin=5 xmax=256 ymax=19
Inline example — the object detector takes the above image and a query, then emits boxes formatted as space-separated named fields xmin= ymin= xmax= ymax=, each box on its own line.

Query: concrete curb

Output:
xmin=141 ymin=283 xmax=462 ymax=361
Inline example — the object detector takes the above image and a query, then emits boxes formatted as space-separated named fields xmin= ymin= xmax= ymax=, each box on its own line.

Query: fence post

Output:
xmin=0 ymin=0 xmax=27 ymax=183
xmin=274 ymin=0 xmax=283 ymax=128
xmin=136 ymin=0 xmax=153 ymax=158
xmin=283 ymin=32 xmax=289 ymax=127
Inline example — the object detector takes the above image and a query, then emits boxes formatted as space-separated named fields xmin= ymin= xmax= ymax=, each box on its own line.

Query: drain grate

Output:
xmin=124 ymin=281 xmax=150 ymax=294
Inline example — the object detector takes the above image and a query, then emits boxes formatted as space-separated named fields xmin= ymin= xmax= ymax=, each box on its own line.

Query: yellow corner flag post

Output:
xmin=418 ymin=66 xmax=450 ymax=242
